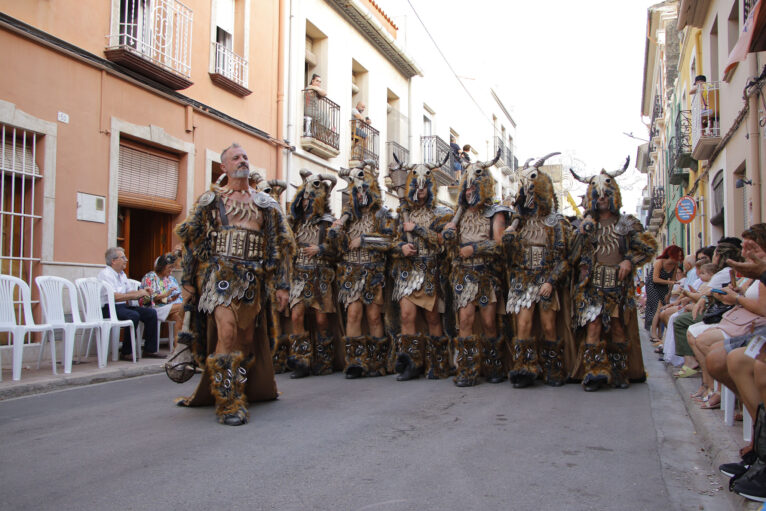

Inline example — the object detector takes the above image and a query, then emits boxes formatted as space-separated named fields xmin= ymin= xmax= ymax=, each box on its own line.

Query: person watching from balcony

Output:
xmin=691 ymin=74 xmax=715 ymax=135
xmin=352 ymin=101 xmax=368 ymax=138
xmin=460 ymin=144 xmax=472 ymax=169
xmin=304 ymin=73 xmax=327 ymax=137
xmin=98 ymin=247 xmax=162 ymax=360
xmin=449 ymin=135 xmax=462 ymax=173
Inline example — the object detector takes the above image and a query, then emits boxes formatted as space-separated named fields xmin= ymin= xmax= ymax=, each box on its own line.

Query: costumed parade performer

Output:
xmin=389 ymin=155 xmax=453 ymax=381
xmin=330 ymin=161 xmax=395 ymax=378
xmin=172 ymin=143 xmax=295 ymax=425
xmin=503 ymin=152 xmax=573 ymax=388
xmin=285 ymin=169 xmax=342 ymax=378
xmin=443 ymin=150 xmax=509 ymax=387
xmin=569 ymin=157 xmax=657 ymax=391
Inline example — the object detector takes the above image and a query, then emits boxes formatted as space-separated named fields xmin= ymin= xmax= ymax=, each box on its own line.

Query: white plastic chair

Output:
xmin=35 ymin=276 xmax=103 ymax=374
xmin=0 ymin=275 xmax=56 ymax=381
xmin=75 ymin=277 xmax=138 ymax=365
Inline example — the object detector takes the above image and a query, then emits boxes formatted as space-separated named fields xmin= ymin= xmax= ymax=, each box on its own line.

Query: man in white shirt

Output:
xmin=98 ymin=247 xmax=162 ymax=359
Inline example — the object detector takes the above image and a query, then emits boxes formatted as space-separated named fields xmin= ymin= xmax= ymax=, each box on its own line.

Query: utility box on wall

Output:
xmin=76 ymin=192 xmax=106 ymax=223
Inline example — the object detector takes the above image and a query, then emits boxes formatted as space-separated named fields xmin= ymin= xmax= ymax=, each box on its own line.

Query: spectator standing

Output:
xmin=98 ymin=247 xmax=162 ymax=359
xmin=644 ymin=244 xmax=683 ymax=333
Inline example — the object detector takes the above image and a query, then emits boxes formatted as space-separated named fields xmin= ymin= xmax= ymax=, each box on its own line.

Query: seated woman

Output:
xmin=689 ymin=225 xmax=766 ymax=410
xmin=139 ymin=253 xmax=183 ymax=350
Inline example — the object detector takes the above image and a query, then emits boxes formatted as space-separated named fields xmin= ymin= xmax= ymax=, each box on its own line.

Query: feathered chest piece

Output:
xmin=409 ymin=206 xmax=435 ymax=228
xmin=348 ymin=210 xmax=375 ymax=239
xmin=295 ymin=220 xmax=321 ymax=246
xmin=459 ymin=208 xmax=491 ymax=244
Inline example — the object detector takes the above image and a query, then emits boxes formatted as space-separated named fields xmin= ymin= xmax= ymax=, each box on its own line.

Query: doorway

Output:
xmin=117 ymin=206 xmax=174 ymax=281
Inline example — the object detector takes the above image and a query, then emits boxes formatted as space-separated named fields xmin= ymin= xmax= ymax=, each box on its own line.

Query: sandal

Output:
xmin=674 ymin=365 xmax=699 ymax=378
xmin=654 ymin=345 xmax=664 ymax=354
xmin=690 ymin=386 xmax=708 ymax=399
xmin=700 ymin=392 xmax=721 ymax=409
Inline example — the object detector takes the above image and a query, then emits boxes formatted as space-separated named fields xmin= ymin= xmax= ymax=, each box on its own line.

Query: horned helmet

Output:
xmin=514 ymin=152 xmax=560 ymax=217
xmin=291 ymin=168 xmax=337 ymax=220
xmin=243 ymin=169 xmax=287 ymax=202
xmin=458 ymin=149 xmax=502 ymax=208
xmin=570 ymin=157 xmax=630 ymax=216
xmin=388 ymin=152 xmax=448 ymax=208
xmin=339 ymin=159 xmax=382 ymax=219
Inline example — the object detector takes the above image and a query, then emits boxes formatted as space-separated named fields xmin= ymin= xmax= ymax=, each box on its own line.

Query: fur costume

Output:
xmin=285 ymin=169 xmax=343 ymax=377
xmin=443 ymin=151 xmax=509 ymax=386
xmin=569 ymin=158 xmax=658 ymax=388
xmin=331 ymin=162 xmax=395 ymax=377
xmin=174 ymin=184 xmax=295 ymax=419
xmin=389 ymin=158 xmax=454 ymax=380
xmin=502 ymin=153 xmax=573 ymax=386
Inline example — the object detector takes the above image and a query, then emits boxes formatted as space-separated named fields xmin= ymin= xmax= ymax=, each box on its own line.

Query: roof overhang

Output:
xmin=678 ymin=0 xmax=711 ymax=30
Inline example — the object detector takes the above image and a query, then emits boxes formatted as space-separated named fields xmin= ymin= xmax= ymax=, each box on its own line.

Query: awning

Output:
xmin=724 ymin=0 xmax=766 ymax=81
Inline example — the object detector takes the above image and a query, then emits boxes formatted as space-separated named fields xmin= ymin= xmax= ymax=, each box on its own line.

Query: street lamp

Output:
xmin=736 ymin=178 xmax=753 ymax=188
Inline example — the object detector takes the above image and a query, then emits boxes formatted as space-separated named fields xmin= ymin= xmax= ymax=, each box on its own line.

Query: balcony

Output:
xmin=645 ymin=186 xmax=666 ymax=230
xmin=691 ymin=81 xmax=721 ymax=160
xmin=210 ymin=42 xmax=250 ymax=96
xmin=105 ymin=0 xmax=194 ymax=90
xmin=350 ymin=120 xmax=380 ymax=165
xmin=386 ymin=141 xmax=409 ymax=166
xmin=493 ymin=136 xmax=514 ymax=169
xmin=301 ymin=90 xmax=340 ymax=159
xmin=421 ymin=135 xmax=457 ymax=185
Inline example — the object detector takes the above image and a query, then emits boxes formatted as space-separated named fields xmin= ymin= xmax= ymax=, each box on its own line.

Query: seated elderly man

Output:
xmin=98 ymin=246 xmax=162 ymax=360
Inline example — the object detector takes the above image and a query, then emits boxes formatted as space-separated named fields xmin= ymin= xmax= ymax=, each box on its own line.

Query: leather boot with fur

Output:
xmin=311 ymin=330 xmax=334 ymax=376
xmin=425 ymin=335 xmax=451 ymax=379
xmin=508 ymin=337 xmax=540 ymax=388
xmin=482 ymin=336 xmax=506 ymax=384
xmin=287 ymin=332 xmax=312 ymax=379
xmin=395 ymin=334 xmax=424 ymax=381
xmin=582 ymin=342 xmax=611 ymax=392
xmin=540 ymin=338 xmax=566 ymax=387
xmin=454 ymin=335 xmax=481 ymax=387
xmin=344 ymin=335 xmax=368 ymax=379
xmin=608 ymin=342 xmax=630 ymax=389
xmin=367 ymin=335 xmax=391 ymax=377
xmin=272 ymin=334 xmax=289 ymax=374
xmin=207 ymin=352 xmax=253 ymax=426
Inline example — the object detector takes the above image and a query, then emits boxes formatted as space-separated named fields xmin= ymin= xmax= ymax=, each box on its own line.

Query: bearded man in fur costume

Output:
xmin=330 ymin=161 xmax=395 ymax=378
xmin=569 ymin=157 xmax=657 ymax=391
xmin=389 ymin=157 xmax=453 ymax=381
xmin=503 ymin=152 xmax=572 ymax=388
xmin=285 ymin=169 xmax=340 ymax=378
xmin=175 ymin=143 xmax=295 ymax=426
xmin=443 ymin=151 xmax=509 ymax=387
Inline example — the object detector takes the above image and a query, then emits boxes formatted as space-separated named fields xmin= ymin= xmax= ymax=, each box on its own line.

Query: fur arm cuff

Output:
xmin=471 ymin=240 xmax=500 ymax=256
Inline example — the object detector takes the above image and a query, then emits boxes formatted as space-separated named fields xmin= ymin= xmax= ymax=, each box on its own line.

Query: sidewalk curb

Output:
xmin=0 ymin=363 xmax=165 ymax=401
xmin=667 ymin=363 xmax=757 ymax=510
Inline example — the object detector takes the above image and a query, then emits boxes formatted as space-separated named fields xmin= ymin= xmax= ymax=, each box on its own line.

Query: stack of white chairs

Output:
xmin=35 ymin=276 xmax=104 ymax=373
xmin=75 ymin=278 xmax=137 ymax=364
xmin=0 ymin=275 xmax=56 ymax=381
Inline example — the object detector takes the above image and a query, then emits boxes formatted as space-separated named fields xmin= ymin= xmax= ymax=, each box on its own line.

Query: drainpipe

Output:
xmin=748 ymin=53 xmax=762 ymax=223
xmin=276 ymin=0 xmax=286 ymax=184
xmin=284 ymin=0 xmax=296 ymax=200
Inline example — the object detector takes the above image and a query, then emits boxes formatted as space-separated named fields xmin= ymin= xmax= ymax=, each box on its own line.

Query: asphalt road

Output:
xmin=0 ymin=354 xmax=733 ymax=511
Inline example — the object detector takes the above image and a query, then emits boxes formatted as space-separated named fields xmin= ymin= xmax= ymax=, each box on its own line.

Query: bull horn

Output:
xmin=480 ymin=148 xmax=502 ymax=168
xmin=299 ymin=168 xmax=311 ymax=183
xmin=607 ymin=156 xmax=630 ymax=178
xmin=569 ymin=168 xmax=590 ymax=184
xmin=521 ymin=157 xmax=534 ymax=170
xmin=338 ymin=167 xmax=353 ymax=183
xmin=406 ymin=163 xmax=417 ymax=170
xmin=319 ymin=173 xmax=337 ymax=191
xmin=215 ymin=173 xmax=227 ymax=186
xmin=392 ymin=152 xmax=402 ymax=167
xmin=533 ymin=152 xmax=561 ymax=169
xmin=249 ymin=170 xmax=263 ymax=183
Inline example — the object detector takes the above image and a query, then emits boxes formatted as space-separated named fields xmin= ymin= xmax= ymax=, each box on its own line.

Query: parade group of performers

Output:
xmin=167 ymin=143 xmax=658 ymax=426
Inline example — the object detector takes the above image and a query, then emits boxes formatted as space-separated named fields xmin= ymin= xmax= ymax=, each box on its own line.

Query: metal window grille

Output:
xmin=108 ymin=0 xmax=194 ymax=78
xmin=0 ymin=125 xmax=43 ymax=325
xmin=118 ymin=144 xmax=179 ymax=199
xmin=213 ymin=41 xmax=249 ymax=89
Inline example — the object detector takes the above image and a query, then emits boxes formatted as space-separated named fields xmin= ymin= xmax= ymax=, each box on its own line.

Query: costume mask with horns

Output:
xmin=458 ymin=149 xmax=502 ymax=208
xmin=291 ymin=168 xmax=337 ymax=220
xmin=570 ymin=157 xmax=630 ymax=216
xmin=339 ymin=160 xmax=382 ymax=219
xmin=514 ymin=152 xmax=560 ymax=217
xmin=391 ymin=152 xmax=448 ymax=208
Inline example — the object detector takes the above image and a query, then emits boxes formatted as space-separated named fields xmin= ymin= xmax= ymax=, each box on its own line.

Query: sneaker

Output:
xmin=721 ymin=459 xmax=752 ymax=478
xmin=735 ymin=476 xmax=766 ymax=502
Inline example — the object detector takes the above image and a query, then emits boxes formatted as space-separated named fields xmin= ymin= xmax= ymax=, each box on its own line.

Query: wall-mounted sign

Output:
xmin=675 ymin=195 xmax=697 ymax=224
xmin=77 ymin=192 xmax=106 ymax=223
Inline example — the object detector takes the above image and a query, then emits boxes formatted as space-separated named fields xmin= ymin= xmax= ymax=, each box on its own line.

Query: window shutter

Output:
xmin=118 ymin=143 xmax=182 ymax=214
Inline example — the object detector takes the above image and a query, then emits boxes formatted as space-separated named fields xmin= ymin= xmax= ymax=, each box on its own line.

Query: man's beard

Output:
xmin=232 ymin=166 xmax=249 ymax=179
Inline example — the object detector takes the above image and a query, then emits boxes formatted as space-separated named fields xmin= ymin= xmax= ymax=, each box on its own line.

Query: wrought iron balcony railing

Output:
xmin=302 ymin=90 xmax=340 ymax=154
xmin=211 ymin=42 xmax=249 ymax=94
xmin=105 ymin=0 xmax=194 ymax=89
xmin=691 ymin=81 xmax=721 ymax=160
xmin=386 ymin=141 xmax=409 ymax=166
xmin=421 ymin=135 xmax=456 ymax=179
xmin=350 ymin=120 xmax=380 ymax=164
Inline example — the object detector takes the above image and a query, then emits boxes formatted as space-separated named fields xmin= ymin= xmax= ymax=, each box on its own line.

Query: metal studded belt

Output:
xmin=524 ymin=246 xmax=546 ymax=269
xmin=460 ymin=256 xmax=491 ymax=267
xmin=591 ymin=264 xmax=620 ymax=289
xmin=343 ymin=248 xmax=384 ymax=264
xmin=212 ymin=228 xmax=265 ymax=260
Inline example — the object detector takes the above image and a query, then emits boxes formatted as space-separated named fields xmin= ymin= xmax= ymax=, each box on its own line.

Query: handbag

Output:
xmin=718 ymin=306 xmax=766 ymax=337
xmin=702 ymin=301 xmax=734 ymax=324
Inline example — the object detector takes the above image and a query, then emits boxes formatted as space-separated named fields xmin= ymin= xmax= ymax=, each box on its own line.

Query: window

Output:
xmin=710 ymin=170 xmax=724 ymax=228
xmin=423 ymin=115 xmax=432 ymax=136
xmin=0 ymin=125 xmax=43 ymax=284
xmin=210 ymin=0 xmax=249 ymax=93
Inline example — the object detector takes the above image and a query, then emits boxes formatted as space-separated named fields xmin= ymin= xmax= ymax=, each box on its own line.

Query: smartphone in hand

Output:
xmin=710 ymin=288 xmax=727 ymax=295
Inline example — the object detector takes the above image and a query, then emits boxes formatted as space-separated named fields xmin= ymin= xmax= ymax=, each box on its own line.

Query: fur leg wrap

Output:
xmin=311 ymin=330 xmax=335 ymax=376
xmin=608 ymin=342 xmax=630 ymax=389
xmin=454 ymin=335 xmax=481 ymax=387
xmin=272 ymin=334 xmax=289 ymax=374
xmin=287 ymin=332 xmax=312 ymax=370
xmin=395 ymin=334 xmax=425 ymax=381
xmin=540 ymin=338 xmax=566 ymax=386
xmin=481 ymin=336 xmax=506 ymax=383
xmin=344 ymin=335 xmax=369 ymax=378
xmin=207 ymin=352 xmax=253 ymax=426
xmin=508 ymin=338 xmax=540 ymax=386
xmin=367 ymin=335 xmax=391 ymax=377
xmin=582 ymin=342 xmax=611 ymax=391
xmin=425 ymin=335 xmax=451 ymax=380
